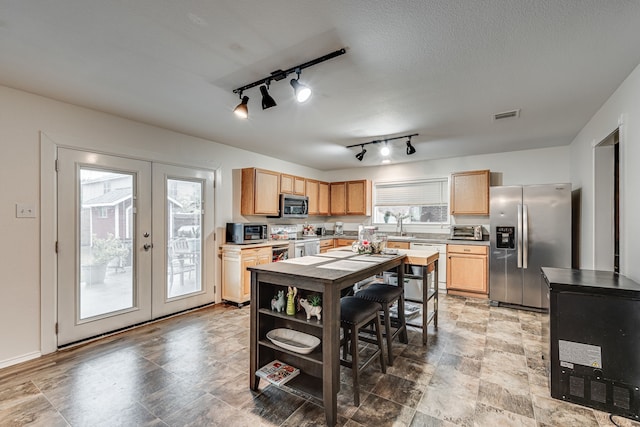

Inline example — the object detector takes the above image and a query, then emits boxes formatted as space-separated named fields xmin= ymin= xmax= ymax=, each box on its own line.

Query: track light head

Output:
xmin=355 ymin=146 xmax=366 ymax=161
xmin=290 ymin=69 xmax=311 ymax=103
xmin=406 ymin=137 xmax=416 ymax=155
xmin=233 ymin=95 xmax=249 ymax=119
xmin=260 ymin=85 xmax=277 ymax=110
xmin=380 ymin=142 xmax=390 ymax=156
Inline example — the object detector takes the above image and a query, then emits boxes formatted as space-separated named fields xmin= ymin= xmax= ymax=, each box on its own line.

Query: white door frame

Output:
xmin=39 ymin=133 xmax=218 ymax=354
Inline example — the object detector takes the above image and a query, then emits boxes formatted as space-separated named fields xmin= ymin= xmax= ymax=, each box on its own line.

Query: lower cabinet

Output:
xmin=334 ymin=238 xmax=355 ymax=248
xmin=319 ymin=239 xmax=334 ymax=253
xmin=446 ymin=244 xmax=488 ymax=296
xmin=222 ymin=246 xmax=272 ymax=305
xmin=386 ymin=241 xmax=410 ymax=250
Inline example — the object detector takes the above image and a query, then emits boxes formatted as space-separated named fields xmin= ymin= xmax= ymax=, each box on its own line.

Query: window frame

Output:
xmin=372 ymin=177 xmax=450 ymax=226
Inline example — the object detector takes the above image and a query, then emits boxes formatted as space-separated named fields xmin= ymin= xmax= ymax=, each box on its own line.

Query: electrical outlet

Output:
xmin=16 ymin=203 xmax=36 ymax=218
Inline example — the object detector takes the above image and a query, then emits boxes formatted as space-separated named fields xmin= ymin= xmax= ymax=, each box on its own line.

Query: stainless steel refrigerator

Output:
xmin=489 ymin=184 xmax=571 ymax=309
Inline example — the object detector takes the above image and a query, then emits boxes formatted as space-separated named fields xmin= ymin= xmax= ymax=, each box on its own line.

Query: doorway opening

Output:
xmin=594 ymin=129 xmax=620 ymax=273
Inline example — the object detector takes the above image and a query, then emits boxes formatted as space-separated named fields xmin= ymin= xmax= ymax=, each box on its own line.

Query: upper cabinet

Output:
xmin=330 ymin=182 xmax=346 ymax=215
xmin=450 ymin=170 xmax=490 ymax=215
xmin=305 ymin=179 xmax=330 ymax=216
xmin=241 ymin=168 xmax=280 ymax=216
xmin=318 ymin=181 xmax=330 ymax=215
xmin=330 ymin=180 xmax=371 ymax=216
xmin=281 ymin=174 xmax=305 ymax=195
xmin=306 ymin=179 xmax=319 ymax=215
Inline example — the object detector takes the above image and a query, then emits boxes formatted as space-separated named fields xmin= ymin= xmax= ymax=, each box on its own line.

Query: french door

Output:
xmin=57 ymin=148 xmax=215 ymax=345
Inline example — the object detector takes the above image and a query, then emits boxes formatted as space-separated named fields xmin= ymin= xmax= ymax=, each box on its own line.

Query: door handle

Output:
xmin=143 ymin=243 xmax=153 ymax=251
xmin=517 ymin=204 xmax=523 ymax=268
xmin=522 ymin=204 xmax=528 ymax=269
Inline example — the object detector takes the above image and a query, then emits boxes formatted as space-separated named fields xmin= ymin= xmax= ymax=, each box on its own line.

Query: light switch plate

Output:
xmin=16 ymin=203 xmax=37 ymax=218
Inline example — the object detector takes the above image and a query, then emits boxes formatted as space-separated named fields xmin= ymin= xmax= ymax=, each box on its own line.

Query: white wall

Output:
xmin=570 ymin=62 xmax=640 ymax=281
xmin=319 ymin=146 xmax=571 ymax=235
xmin=0 ymin=85 xmax=322 ymax=367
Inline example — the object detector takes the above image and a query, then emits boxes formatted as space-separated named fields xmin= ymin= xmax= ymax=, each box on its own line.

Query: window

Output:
xmin=98 ymin=207 xmax=109 ymax=218
xmin=373 ymin=178 xmax=449 ymax=225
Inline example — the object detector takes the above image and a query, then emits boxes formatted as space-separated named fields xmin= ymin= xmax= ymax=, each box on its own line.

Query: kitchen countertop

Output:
xmin=220 ymin=233 xmax=489 ymax=249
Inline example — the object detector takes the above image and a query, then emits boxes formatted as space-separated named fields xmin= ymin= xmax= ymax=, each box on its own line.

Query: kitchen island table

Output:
xmin=248 ymin=250 xmax=406 ymax=427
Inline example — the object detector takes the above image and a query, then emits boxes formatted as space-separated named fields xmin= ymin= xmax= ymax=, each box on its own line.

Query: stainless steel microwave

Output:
xmin=277 ymin=194 xmax=308 ymax=219
xmin=226 ymin=223 xmax=267 ymax=244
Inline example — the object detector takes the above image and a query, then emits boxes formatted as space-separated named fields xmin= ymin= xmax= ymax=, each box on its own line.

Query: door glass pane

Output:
xmin=167 ymin=179 xmax=202 ymax=298
xmin=80 ymin=169 xmax=134 ymax=319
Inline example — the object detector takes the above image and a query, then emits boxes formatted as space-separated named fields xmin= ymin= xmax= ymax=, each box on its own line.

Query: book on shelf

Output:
xmin=256 ymin=360 xmax=300 ymax=386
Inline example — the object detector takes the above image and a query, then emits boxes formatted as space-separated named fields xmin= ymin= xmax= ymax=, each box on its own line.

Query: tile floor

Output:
xmin=1 ymin=294 xmax=639 ymax=426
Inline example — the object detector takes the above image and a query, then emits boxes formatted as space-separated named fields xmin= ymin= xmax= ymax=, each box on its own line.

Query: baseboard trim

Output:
xmin=0 ymin=351 xmax=41 ymax=369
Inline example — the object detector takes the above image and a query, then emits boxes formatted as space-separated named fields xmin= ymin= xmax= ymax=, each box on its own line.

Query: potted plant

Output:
xmin=82 ymin=234 xmax=129 ymax=285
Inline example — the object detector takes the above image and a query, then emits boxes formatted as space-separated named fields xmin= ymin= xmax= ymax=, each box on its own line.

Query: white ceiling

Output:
xmin=2 ymin=1 xmax=640 ymax=171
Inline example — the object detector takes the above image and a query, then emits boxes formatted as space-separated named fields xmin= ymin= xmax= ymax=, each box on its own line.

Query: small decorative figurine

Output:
xmin=271 ymin=290 xmax=285 ymax=312
xmin=299 ymin=298 xmax=322 ymax=321
xmin=286 ymin=286 xmax=297 ymax=315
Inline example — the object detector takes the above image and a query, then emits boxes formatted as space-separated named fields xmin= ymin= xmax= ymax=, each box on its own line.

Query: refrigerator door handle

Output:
xmin=517 ymin=204 xmax=523 ymax=268
xmin=523 ymin=204 xmax=529 ymax=269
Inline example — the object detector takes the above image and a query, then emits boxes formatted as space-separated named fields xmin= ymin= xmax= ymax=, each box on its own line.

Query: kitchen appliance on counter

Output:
xmin=334 ymin=222 xmax=344 ymax=236
xmin=226 ymin=222 xmax=267 ymax=244
xmin=315 ymin=226 xmax=326 ymax=236
xmin=449 ymin=225 xmax=483 ymax=241
xmin=274 ymin=194 xmax=308 ymax=218
xmin=489 ymin=184 xmax=571 ymax=309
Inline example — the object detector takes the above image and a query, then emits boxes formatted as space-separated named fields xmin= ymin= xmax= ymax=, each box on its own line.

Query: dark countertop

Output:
xmin=221 ymin=233 xmax=489 ymax=249
xmin=541 ymin=267 xmax=640 ymax=298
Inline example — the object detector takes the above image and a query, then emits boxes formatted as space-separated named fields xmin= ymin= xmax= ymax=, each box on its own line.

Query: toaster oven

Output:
xmin=450 ymin=225 xmax=483 ymax=240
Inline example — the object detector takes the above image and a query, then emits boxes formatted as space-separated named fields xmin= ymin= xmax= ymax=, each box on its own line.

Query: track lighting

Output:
xmin=233 ymin=94 xmax=249 ymax=119
xmin=347 ymin=133 xmax=419 ymax=162
xmin=406 ymin=136 xmax=416 ymax=155
xmin=290 ymin=69 xmax=311 ymax=103
xmin=231 ymin=48 xmax=346 ymax=117
xmin=260 ymin=84 xmax=277 ymax=110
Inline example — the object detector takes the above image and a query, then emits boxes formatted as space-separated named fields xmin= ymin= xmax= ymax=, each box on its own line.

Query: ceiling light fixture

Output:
xmin=290 ymin=68 xmax=312 ymax=103
xmin=260 ymin=83 xmax=277 ymax=110
xmin=232 ymin=48 xmax=346 ymax=118
xmin=347 ymin=133 xmax=419 ymax=161
xmin=233 ymin=94 xmax=249 ymax=119
xmin=406 ymin=136 xmax=416 ymax=155
xmin=380 ymin=142 xmax=390 ymax=156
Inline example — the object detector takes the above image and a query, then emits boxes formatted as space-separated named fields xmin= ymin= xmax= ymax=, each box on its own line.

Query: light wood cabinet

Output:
xmin=386 ymin=241 xmax=410 ymax=250
xmin=446 ymin=244 xmax=488 ymax=297
xmin=330 ymin=180 xmax=371 ymax=216
xmin=282 ymin=174 xmax=305 ymax=195
xmin=346 ymin=180 xmax=371 ymax=215
xmin=318 ymin=181 xmax=330 ymax=215
xmin=241 ymin=168 xmax=280 ymax=216
xmin=306 ymin=179 xmax=330 ymax=216
xmin=335 ymin=238 xmax=355 ymax=248
xmin=319 ymin=239 xmax=334 ymax=253
xmin=222 ymin=246 xmax=272 ymax=305
xmin=450 ymin=170 xmax=490 ymax=215
xmin=329 ymin=182 xmax=346 ymax=215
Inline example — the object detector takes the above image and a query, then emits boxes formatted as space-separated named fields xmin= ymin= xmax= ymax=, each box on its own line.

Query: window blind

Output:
xmin=375 ymin=179 xmax=448 ymax=206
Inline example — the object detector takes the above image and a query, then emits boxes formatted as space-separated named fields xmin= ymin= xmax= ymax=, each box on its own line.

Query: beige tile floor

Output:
xmin=1 ymin=294 xmax=639 ymax=426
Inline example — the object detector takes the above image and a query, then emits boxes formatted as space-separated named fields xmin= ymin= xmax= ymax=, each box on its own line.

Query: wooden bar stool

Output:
xmin=340 ymin=296 xmax=387 ymax=406
xmin=355 ymin=284 xmax=408 ymax=366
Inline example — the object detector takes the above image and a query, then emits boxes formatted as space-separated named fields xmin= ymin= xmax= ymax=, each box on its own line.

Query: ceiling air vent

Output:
xmin=493 ymin=109 xmax=520 ymax=121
